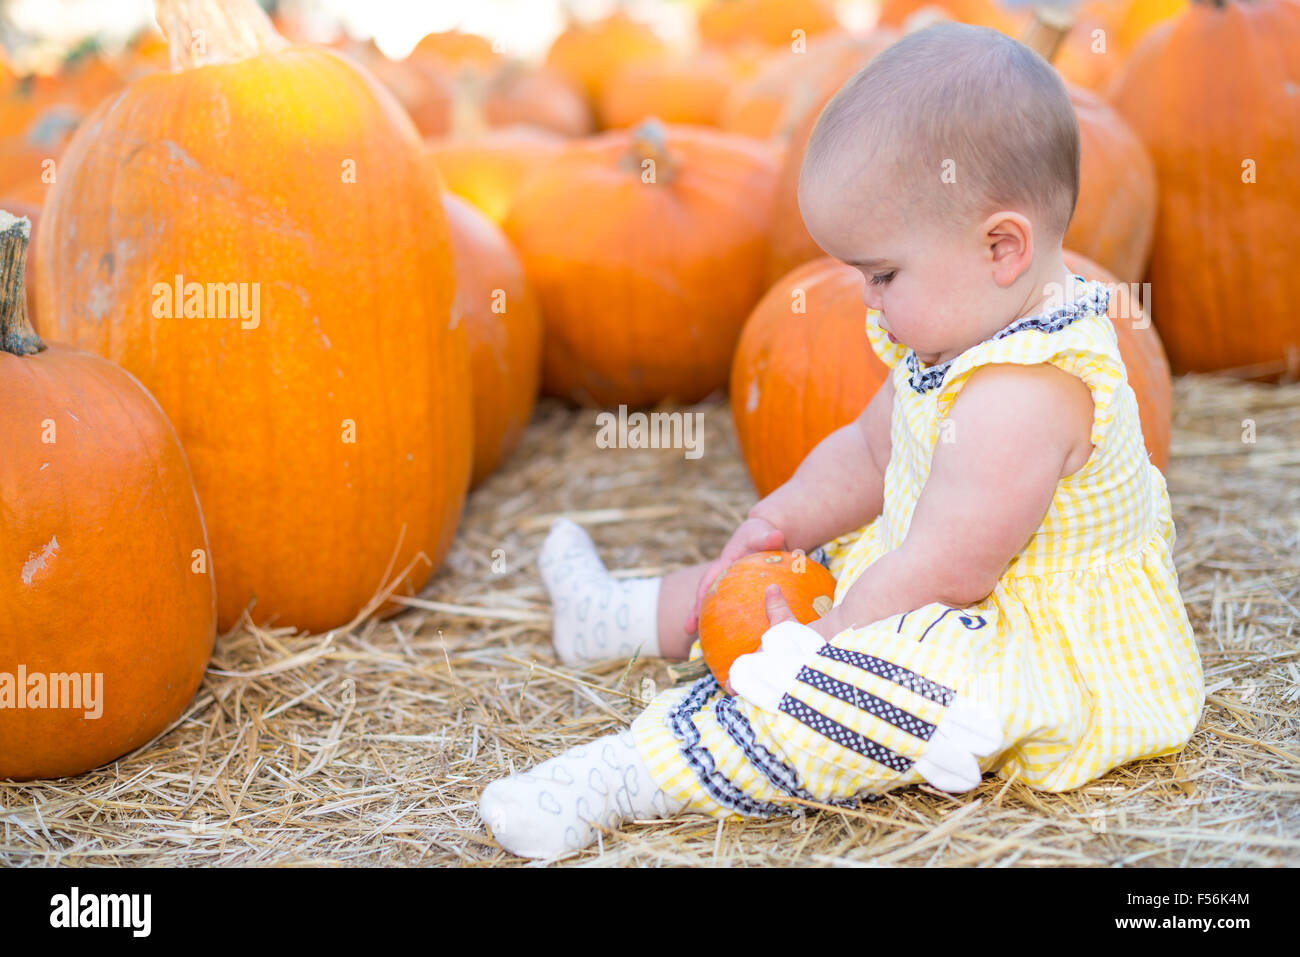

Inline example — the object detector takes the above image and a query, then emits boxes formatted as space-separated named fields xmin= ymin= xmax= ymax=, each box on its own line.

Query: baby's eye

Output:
xmin=870 ymin=271 xmax=896 ymax=286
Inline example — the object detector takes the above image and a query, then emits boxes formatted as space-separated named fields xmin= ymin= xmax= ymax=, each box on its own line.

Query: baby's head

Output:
xmin=799 ymin=23 xmax=1080 ymax=366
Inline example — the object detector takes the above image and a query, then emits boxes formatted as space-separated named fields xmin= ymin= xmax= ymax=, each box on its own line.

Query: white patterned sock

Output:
xmin=479 ymin=730 xmax=686 ymax=859
xmin=538 ymin=518 xmax=661 ymax=667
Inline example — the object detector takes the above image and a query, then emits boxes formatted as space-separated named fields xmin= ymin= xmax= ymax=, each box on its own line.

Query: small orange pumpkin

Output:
xmin=699 ymin=551 xmax=837 ymax=687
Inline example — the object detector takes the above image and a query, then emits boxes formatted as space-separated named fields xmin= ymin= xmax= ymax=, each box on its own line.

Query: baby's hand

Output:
xmin=684 ymin=516 xmax=786 ymax=634
xmin=725 ymin=585 xmax=827 ymax=697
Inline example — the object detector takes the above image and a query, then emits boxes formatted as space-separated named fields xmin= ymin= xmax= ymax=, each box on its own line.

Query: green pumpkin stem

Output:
xmin=0 ymin=211 xmax=44 ymax=357
xmin=154 ymin=0 xmax=286 ymax=72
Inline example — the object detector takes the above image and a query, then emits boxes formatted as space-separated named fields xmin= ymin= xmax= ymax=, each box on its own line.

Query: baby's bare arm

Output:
xmin=750 ymin=374 xmax=895 ymax=553
xmin=810 ymin=363 xmax=1094 ymax=637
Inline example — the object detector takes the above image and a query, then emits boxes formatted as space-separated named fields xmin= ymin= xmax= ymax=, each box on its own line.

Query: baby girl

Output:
xmin=478 ymin=23 xmax=1205 ymax=859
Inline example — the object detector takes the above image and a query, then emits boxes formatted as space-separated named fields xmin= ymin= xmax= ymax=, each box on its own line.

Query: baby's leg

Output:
xmin=479 ymin=728 xmax=687 ymax=859
xmin=539 ymin=519 xmax=706 ymax=665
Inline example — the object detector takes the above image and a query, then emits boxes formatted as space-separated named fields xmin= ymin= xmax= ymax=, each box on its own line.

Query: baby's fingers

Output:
xmin=764 ymin=584 xmax=797 ymax=626
xmin=685 ymin=560 xmax=723 ymax=633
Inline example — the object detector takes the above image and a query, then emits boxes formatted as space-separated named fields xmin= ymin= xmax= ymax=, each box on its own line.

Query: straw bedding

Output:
xmin=2 ymin=373 xmax=1297 ymax=867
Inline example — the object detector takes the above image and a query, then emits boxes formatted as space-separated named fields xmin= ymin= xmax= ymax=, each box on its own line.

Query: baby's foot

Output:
xmin=538 ymin=519 xmax=661 ymax=667
xmin=478 ymin=730 xmax=685 ymax=859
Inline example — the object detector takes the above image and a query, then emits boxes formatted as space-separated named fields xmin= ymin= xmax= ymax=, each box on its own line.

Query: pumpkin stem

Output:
xmin=154 ymin=0 xmax=286 ymax=71
xmin=622 ymin=117 xmax=679 ymax=184
xmin=0 ymin=210 xmax=44 ymax=357
xmin=1020 ymin=4 xmax=1075 ymax=64
xmin=449 ymin=68 xmax=490 ymax=138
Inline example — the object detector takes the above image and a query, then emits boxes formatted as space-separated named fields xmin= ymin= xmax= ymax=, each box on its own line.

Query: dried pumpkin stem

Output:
xmin=622 ymin=118 xmax=679 ymax=184
xmin=155 ymin=0 xmax=286 ymax=71
xmin=0 ymin=210 xmax=44 ymax=357
xmin=1020 ymin=5 xmax=1075 ymax=64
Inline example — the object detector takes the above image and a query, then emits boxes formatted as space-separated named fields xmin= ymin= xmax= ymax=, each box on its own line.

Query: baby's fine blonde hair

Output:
xmin=803 ymin=22 xmax=1080 ymax=240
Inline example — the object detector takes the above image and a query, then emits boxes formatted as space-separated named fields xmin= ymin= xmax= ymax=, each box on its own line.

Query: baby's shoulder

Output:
xmin=949 ymin=362 xmax=1096 ymax=478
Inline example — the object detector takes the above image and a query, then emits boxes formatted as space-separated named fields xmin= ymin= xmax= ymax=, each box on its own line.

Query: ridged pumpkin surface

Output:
xmin=731 ymin=258 xmax=890 ymax=497
xmin=699 ymin=551 xmax=837 ymax=687
xmin=1 ymin=212 xmax=216 ymax=781
xmin=1110 ymin=0 xmax=1300 ymax=376
xmin=505 ymin=121 xmax=778 ymax=406
xmin=443 ymin=192 xmax=541 ymax=486
xmin=35 ymin=5 xmax=472 ymax=633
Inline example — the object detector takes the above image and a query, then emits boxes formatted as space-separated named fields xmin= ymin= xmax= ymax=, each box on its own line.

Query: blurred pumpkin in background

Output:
xmin=719 ymin=29 xmax=899 ymax=142
xmin=877 ymin=0 xmax=1023 ymax=34
xmin=426 ymin=126 xmax=567 ymax=225
xmin=599 ymin=54 xmax=738 ymax=129
xmin=443 ymin=192 xmax=542 ymax=486
xmin=505 ymin=119 xmax=778 ymax=406
xmin=544 ymin=11 xmax=671 ymax=124
xmin=697 ymin=0 xmax=841 ymax=49
xmin=1110 ymin=0 xmax=1300 ymax=378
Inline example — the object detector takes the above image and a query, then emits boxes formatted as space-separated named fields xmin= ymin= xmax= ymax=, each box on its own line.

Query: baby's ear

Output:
xmin=981 ymin=211 xmax=1034 ymax=287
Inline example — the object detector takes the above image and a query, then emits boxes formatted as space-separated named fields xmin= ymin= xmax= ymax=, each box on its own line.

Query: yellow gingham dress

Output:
xmin=630 ymin=278 xmax=1205 ymax=818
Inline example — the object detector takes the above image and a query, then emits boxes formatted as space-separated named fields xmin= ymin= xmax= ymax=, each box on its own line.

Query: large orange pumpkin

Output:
xmin=699 ymin=551 xmax=837 ymax=687
xmin=35 ymin=0 xmax=473 ymax=633
xmin=731 ymin=257 xmax=891 ymax=497
xmin=1110 ymin=0 xmax=1300 ymax=378
xmin=0 ymin=211 xmax=216 ymax=781
xmin=504 ymin=119 xmax=778 ymax=406
xmin=443 ymin=193 xmax=542 ymax=486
